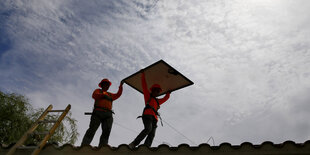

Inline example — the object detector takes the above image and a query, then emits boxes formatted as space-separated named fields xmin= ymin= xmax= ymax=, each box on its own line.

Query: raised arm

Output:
xmin=141 ymin=71 xmax=150 ymax=103
xmin=158 ymin=92 xmax=170 ymax=105
xmin=111 ymin=81 xmax=124 ymax=101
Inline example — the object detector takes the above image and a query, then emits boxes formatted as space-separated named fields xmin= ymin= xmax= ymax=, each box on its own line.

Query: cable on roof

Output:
xmin=206 ymin=136 xmax=215 ymax=146
xmin=114 ymin=121 xmax=138 ymax=134
xmin=113 ymin=118 xmax=201 ymax=146
xmin=113 ymin=121 xmax=162 ymax=144
xmin=162 ymin=119 xmax=197 ymax=146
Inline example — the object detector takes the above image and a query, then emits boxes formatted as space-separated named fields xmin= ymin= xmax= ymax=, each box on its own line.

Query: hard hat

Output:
xmin=98 ymin=79 xmax=111 ymax=88
xmin=150 ymin=84 xmax=162 ymax=92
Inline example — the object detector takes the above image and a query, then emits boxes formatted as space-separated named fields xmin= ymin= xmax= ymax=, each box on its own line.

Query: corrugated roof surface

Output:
xmin=1 ymin=140 xmax=310 ymax=155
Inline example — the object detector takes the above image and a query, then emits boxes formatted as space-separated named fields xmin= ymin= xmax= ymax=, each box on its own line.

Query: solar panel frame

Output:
xmin=123 ymin=60 xmax=194 ymax=97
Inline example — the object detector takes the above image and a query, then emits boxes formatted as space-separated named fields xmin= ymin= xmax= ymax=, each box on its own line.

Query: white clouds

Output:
xmin=1 ymin=0 xmax=310 ymax=147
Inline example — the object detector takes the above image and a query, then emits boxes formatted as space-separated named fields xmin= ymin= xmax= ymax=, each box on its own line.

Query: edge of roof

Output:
xmin=1 ymin=140 xmax=310 ymax=151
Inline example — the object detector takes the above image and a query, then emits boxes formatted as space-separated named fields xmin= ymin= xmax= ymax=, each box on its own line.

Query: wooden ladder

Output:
xmin=7 ymin=104 xmax=71 ymax=155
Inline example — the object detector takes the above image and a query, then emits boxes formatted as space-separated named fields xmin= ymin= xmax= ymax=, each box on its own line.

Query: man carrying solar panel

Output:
xmin=129 ymin=70 xmax=171 ymax=148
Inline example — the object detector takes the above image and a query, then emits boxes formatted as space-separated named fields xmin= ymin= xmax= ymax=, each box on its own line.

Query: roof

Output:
xmin=1 ymin=141 xmax=310 ymax=155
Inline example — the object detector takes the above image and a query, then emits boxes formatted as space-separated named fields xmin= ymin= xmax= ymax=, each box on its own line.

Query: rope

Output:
xmin=113 ymin=121 xmax=137 ymax=134
xmin=162 ymin=119 xmax=197 ymax=146
xmin=206 ymin=136 xmax=215 ymax=146
xmin=113 ymin=121 xmax=162 ymax=144
xmin=113 ymin=119 xmax=204 ymax=146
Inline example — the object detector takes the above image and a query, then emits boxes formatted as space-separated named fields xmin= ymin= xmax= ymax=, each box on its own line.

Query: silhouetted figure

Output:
xmin=81 ymin=79 xmax=123 ymax=147
xmin=129 ymin=70 xmax=170 ymax=148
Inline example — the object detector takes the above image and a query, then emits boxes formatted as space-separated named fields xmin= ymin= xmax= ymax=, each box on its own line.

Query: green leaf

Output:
xmin=0 ymin=91 xmax=79 ymax=145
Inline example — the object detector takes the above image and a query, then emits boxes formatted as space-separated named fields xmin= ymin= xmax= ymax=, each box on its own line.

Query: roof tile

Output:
xmin=2 ymin=140 xmax=310 ymax=155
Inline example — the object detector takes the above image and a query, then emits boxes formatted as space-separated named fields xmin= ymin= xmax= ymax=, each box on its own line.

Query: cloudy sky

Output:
xmin=1 ymin=0 xmax=310 ymax=147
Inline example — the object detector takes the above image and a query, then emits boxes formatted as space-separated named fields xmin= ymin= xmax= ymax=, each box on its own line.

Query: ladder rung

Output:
xmin=6 ymin=104 xmax=71 ymax=155
xmin=38 ymin=120 xmax=57 ymax=123
xmin=30 ymin=131 xmax=50 ymax=135
xmin=48 ymin=110 xmax=66 ymax=112
xmin=18 ymin=146 xmax=39 ymax=149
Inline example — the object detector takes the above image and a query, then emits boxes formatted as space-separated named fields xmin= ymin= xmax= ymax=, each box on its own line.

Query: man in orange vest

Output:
xmin=81 ymin=78 xmax=123 ymax=147
xmin=129 ymin=70 xmax=170 ymax=148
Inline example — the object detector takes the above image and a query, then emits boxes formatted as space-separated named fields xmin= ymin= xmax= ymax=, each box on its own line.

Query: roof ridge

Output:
xmin=2 ymin=140 xmax=310 ymax=150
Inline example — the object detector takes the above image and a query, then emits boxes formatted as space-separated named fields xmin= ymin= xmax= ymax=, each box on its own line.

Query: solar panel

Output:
xmin=123 ymin=60 xmax=194 ymax=96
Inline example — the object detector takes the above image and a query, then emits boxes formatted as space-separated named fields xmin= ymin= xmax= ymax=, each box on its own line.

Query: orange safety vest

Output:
xmin=140 ymin=72 xmax=170 ymax=122
xmin=93 ymin=90 xmax=114 ymax=112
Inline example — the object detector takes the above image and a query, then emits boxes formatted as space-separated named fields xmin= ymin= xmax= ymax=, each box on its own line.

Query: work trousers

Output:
xmin=132 ymin=115 xmax=158 ymax=147
xmin=81 ymin=110 xmax=113 ymax=147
